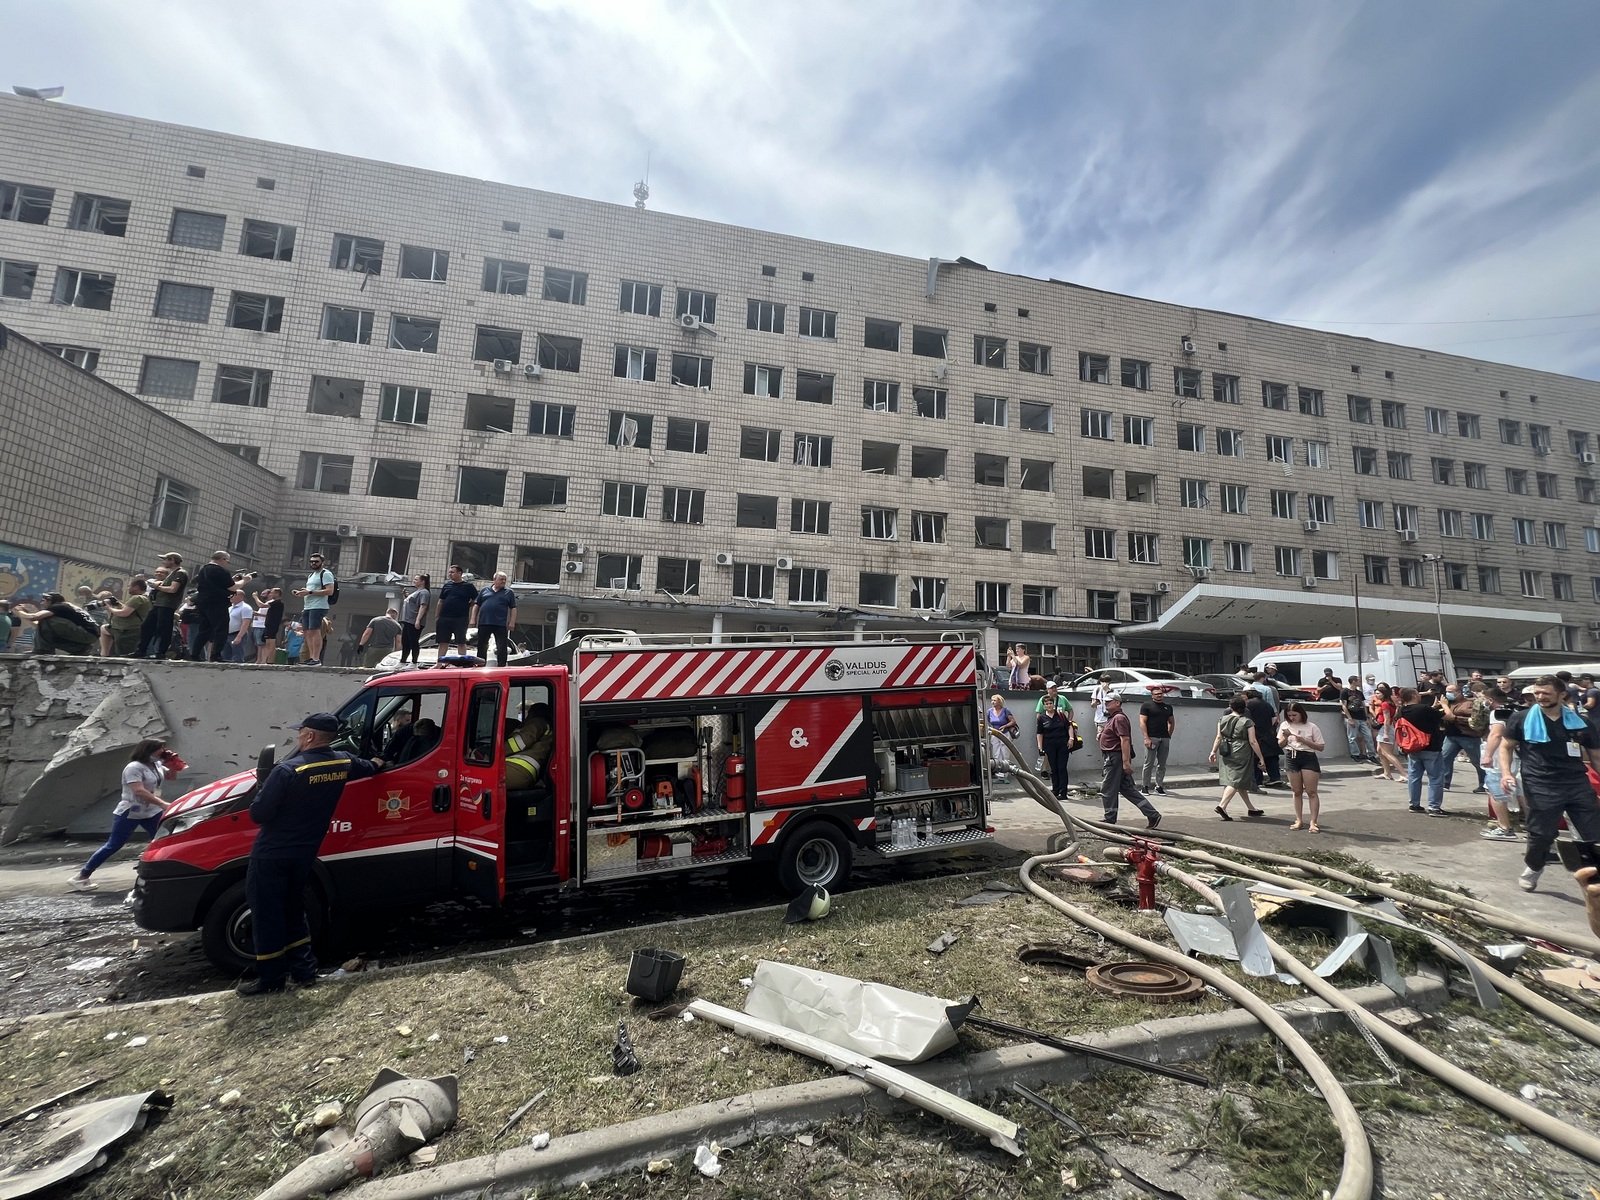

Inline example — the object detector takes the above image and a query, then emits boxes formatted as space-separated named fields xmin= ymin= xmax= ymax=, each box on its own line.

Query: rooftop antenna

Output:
xmin=632 ymin=151 xmax=651 ymax=209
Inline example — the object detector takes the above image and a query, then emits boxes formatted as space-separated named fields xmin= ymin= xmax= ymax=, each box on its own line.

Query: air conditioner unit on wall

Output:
xmin=492 ymin=359 xmax=513 ymax=374
xmin=1582 ymin=451 xmax=1597 ymax=465
xmin=1112 ymin=647 xmax=1130 ymax=661
xmin=1156 ymin=581 xmax=1172 ymax=593
xmin=1302 ymin=575 xmax=1318 ymax=589
xmin=1179 ymin=335 xmax=1196 ymax=355
xmin=775 ymin=556 xmax=794 ymax=570
xmin=523 ymin=362 xmax=542 ymax=379
xmin=564 ymin=560 xmax=584 ymax=575
xmin=678 ymin=313 xmax=702 ymax=330
xmin=335 ymin=523 xmax=359 ymax=538
xmin=714 ymin=551 xmax=735 ymax=567
xmin=1399 ymin=529 xmax=1418 ymax=543
xmin=1302 ymin=519 xmax=1321 ymax=533
xmin=565 ymin=541 xmax=586 ymax=556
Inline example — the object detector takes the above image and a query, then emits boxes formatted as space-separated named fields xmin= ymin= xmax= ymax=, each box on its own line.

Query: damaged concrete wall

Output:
xmin=0 ymin=655 xmax=365 ymax=841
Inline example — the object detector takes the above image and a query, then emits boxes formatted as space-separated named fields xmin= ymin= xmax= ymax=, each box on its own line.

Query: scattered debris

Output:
xmin=687 ymin=998 xmax=1023 ymax=1157
xmin=311 ymin=1102 xmax=344 ymax=1129
xmin=0 ymin=1089 xmax=171 ymax=1197
xmin=124 ymin=1036 xmax=149 ymax=1049
xmin=964 ymin=1015 xmax=1210 ymax=1087
xmin=926 ymin=931 xmax=959 ymax=955
xmin=795 ymin=1133 xmax=814 ymax=1147
xmin=625 ymin=948 xmax=685 ymax=1002
xmin=1519 ymin=1084 xmax=1544 ymax=1101
xmin=491 ymin=1035 xmax=509 ymax=1045
xmin=254 ymin=1068 xmax=458 ymax=1200
xmin=218 ymin=1089 xmax=242 ymax=1108
xmin=1504 ymin=1133 xmax=1533 ymax=1156
xmin=66 ymin=957 xmax=113 ymax=973
xmin=492 ymin=1088 xmax=547 ymax=1142
xmin=612 ymin=1021 xmax=640 ymax=1076
xmin=1010 ymin=1084 xmax=1187 ymax=1200
xmin=528 ymin=1131 xmax=551 ymax=1151
xmin=394 ymin=1025 xmax=413 ymax=1037
xmin=646 ymin=1158 xmax=672 ymax=1174
xmin=955 ymin=888 xmax=1018 ymax=908
xmin=743 ymin=960 xmax=974 ymax=1064
xmin=784 ymin=885 xmax=831 ymax=925
xmin=693 ymin=1142 xmax=723 ymax=1178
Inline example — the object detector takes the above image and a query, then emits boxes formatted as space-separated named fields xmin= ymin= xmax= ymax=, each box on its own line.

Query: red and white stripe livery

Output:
xmin=577 ymin=642 xmax=976 ymax=704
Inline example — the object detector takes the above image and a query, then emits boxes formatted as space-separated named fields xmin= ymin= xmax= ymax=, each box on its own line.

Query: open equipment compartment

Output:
xmin=869 ymin=688 xmax=983 ymax=853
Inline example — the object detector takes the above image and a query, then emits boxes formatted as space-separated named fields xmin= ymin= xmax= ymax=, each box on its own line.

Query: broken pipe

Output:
xmin=253 ymin=1068 xmax=457 ymax=1200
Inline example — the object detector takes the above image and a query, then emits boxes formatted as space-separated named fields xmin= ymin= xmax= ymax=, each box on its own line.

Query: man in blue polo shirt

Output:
xmin=471 ymin=572 xmax=517 ymax=666
xmin=434 ymin=564 xmax=478 ymax=658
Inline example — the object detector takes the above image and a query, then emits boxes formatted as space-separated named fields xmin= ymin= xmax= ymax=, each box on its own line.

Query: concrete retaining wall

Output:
xmin=0 ymin=655 xmax=366 ymax=839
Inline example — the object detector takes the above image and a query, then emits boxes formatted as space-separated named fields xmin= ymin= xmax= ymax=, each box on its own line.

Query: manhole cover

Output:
xmin=1016 ymin=943 xmax=1102 ymax=973
xmin=1086 ymin=961 xmax=1205 ymax=1003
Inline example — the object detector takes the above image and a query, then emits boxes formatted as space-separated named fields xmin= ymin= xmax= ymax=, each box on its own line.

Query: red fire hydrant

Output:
xmin=1121 ymin=839 xmax=1161 ymax=911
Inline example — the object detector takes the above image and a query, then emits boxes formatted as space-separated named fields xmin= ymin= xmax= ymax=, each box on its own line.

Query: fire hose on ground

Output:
xmin=989 ymin=729 xmax=1600 ymax=1183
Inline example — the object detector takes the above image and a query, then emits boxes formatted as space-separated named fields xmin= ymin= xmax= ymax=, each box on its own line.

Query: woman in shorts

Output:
xmin=1370 ymin=683 xmax=1405 ymax=782
xmin=1278 ymin=703 xmax=1326 ymax=831
xmin=1478 ymin=687 xmax=1522 ymax=841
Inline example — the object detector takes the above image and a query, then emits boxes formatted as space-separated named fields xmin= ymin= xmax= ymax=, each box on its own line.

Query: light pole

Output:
xmin=1421 ymin=553 xmax=1446 ymax=652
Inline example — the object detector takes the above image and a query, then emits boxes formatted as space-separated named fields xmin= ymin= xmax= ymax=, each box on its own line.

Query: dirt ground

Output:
xmin=550 ymin=1005 xmax=1600 ymax=1200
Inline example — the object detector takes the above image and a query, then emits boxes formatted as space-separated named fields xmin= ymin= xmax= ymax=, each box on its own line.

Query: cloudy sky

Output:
xmin=10 ymin=1 xmax=1600 ymax=378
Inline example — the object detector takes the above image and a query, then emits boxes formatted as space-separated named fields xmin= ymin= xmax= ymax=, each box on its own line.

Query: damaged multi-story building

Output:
xmin=2 ymin=93 xmax=1597 ymax=675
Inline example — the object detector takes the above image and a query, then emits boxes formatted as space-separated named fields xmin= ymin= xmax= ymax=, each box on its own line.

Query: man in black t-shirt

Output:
xmin=1339 ymin=676 xmax=1375 ymax=762
xmin=1500 ymin=674 xmax=1600 ymax=893
xmin=1138 ymin=688 xmax=1176 ymax=795
xmin=1396 ymin=687 xmax=1447 ymax=814
xmin=434 ymin=563 xmax=479 ymax=657
xmin=1316 ymin=671 xmax=1342 ymax=702
xmin=1245 ymin=691 xmax=1281 ymax=786
xmin=191 ymin=550 xmax=234 ymax=662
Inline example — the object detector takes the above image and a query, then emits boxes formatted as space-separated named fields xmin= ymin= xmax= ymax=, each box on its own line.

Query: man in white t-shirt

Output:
xmin=227 ymin=588 xmax=256 ymax=662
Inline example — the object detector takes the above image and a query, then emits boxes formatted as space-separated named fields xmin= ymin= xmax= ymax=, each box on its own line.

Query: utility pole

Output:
xmin=1421 ymin=553 xmax=1446 ymax=668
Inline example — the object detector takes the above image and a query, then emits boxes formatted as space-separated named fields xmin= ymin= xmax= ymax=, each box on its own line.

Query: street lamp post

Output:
xmin=1421 ymin=553 xmax=1446 ymax=656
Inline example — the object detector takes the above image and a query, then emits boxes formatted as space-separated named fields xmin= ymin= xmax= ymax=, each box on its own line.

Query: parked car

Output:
xmin=1192 ymin=673 xmax=1313 ymax=702
xmin=1062 ymin=667 xmax=1217 ymax=700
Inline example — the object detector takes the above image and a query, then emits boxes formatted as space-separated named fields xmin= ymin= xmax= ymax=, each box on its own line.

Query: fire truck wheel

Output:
xmin=200 ymin=880 xmax=327 ymax=976
xmin=778 ymin=821 xmax=852 ymax=894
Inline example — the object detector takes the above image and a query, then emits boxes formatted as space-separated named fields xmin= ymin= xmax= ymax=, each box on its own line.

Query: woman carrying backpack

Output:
xmin=1208 ymin=694 xmax=1267 ymax=819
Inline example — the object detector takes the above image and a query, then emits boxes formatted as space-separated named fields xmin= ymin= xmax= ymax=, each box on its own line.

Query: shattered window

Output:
xmin=240 ymin=219 xmax=296 ymax=261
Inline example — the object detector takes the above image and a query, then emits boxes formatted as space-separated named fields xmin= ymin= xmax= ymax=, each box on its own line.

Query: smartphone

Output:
xmin=1553 ymin=839 xmax=1600 ymax=873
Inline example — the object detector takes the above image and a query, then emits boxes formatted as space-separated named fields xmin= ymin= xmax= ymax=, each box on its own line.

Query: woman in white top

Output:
xmin=1277 ymin=703 xmax=1327 ymax=832
xmin=70 ymin=739 xmax=175 ymax=890
xmin=1478 ymin=688 xmax=1522 ymax=841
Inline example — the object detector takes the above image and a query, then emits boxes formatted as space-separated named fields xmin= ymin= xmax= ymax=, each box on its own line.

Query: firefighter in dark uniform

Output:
xmin=237 ymin=712 xmax=380 ymax=996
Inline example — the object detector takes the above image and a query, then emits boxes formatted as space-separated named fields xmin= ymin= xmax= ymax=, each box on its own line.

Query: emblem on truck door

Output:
xmin=380 ymin=791 xmax=412 ymax=819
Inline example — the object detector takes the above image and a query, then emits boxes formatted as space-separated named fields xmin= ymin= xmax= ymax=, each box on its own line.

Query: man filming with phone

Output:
xmin=1498 ymin=674 xmax=1600 ymax=896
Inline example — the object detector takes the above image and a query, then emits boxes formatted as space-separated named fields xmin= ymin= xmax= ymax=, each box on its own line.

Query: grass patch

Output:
xmin=0 ymin=868 xmax=1230 ymax=1199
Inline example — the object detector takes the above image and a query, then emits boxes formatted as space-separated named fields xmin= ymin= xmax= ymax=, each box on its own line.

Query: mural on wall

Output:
xmin=0 ymin=543 xmax=61 ymax=603
xmin=0 ymin=543 xmax=123 ymax=603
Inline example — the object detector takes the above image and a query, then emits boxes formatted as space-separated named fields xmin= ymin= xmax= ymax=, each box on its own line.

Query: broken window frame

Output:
xmin=793 ymin=432 xmax=833 ymax=468
xmin=1018 ymin=342 xmax=1051 ymax=375
xmin=0 ymin=180 xmax=54 ymax=224
xmin=858 ymin=572 xmax=897 ymax=607
xmin=614 ymin=344 xmax=658 ymax=381
xmin=68 ymin=193 xmax=130 ymax=237
xmin=912 ymin=386 xmax=947 ymax=420
xmin=538 ymin=333 xmax=584 ymax=372
xmin=740 ymin=426 xmax=781 ymax=463
xmin=214 ymin=364 xmax=272 ymax=408
xmin=357 ymin=535 xmax=412 ymax=575
xmin=670 ymin=352 xmax=713 ymax=388
xmin=974 ymin=581 xmax=1009 ymax=611
xmin=380 ymin=384 xmax=431 ymax=425
xmin=307 ymin=375 xmax=364 ymax=418
xmin=464 ymin=393 xmax=517 ymax=434
xmin=735 ymin=493 xmax=779 ymax=530
xmin=542 ymin=267 xmax=588 ymax=305
xmin=150 ymin=475 xmax=196 ymax=532
xmin=1020 ymin=521 xmax=1055 ymax=554
xmin=297 ymin=451 xmax=354 ymax=494
xmin=1078 ymin=352 xmax=1110 ymax=384
xmin=389 ymin=313 xmax=440 ymax=353
xmin=795 ymin=370 xmax=835 ymax=405
xmin=369 ymin=459 xmax=422 ymax=500
xmin=974 ymin=516 xmax=1010 ymax=550
xmin=227 ymin=291 xmax=284 ymax=333
xmin=331 ymin=233 xmax=385 ymax=274
xmin=321 ymin=304 xmax=373 ymax=344
xmin=606 ymin=410 xmax=654 ymax=448
xmin=458 ymin=466 xmax=509 ymax=507
xmin=910 ymin=325 xmax=948 ymax=358
xmin=656 ymin=557 xmax=700 ymax=596
xmin=52 ymin=267 xmax=115 ymax=310
xmin=474 ymin=325 xmax=523 ymax=362
xmin=746 ymin=298 xmax=785 ymax=333
xmin=909 ymin=576 xmax=947 ymax=612
xmin=863 ymin=379 xmax=899 ymax=412
xmin=911 ymin=510 xmax=946 ymax=544
xmin=399 ymin=244 xmax=450 ymax=282
xmin=974 ymin=394 xmax=1007 ymax=427
xmin=973 ymin=335 xmax=1006 ymax=369
xmin=152 ymin=281 xmax=212 ymax=322
xmin=910 ymin=446 xmax=947 ymax=479
xmin=861 ymin=506 xmax=898 ymax=540
xmin=1120 ymin=358 xmax=1151 ymax=390
xmin=861 ymin=440 xmax=899 ymax=476
xmin=482 ymin=257 xmax=529 ymax=296
xmin=863 ymin=318 xmax=900 ymax=351
xmin=239 ymin=218 xmax=296 ymax=261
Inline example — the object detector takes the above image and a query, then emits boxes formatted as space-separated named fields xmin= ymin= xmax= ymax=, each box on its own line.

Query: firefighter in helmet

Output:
xmin=505 ymin=702 xmax=554 ymax=789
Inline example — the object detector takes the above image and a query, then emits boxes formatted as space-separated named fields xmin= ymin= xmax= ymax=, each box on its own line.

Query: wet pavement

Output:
xmin=0 ymin=841 xmax=1024 ymax=1021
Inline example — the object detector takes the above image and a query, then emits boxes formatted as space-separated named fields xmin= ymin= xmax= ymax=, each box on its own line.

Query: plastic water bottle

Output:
xmin=917 ymin=813 xmax=931 ymax=840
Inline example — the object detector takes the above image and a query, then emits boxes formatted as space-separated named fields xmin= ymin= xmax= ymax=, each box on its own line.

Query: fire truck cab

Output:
xmin=133 ymin=630 xmax=994 ymax=973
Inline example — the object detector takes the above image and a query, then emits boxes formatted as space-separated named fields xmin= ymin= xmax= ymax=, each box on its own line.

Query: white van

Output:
xmin=1248 ymin=638 xmax=1455 ymax=689
xmin=1504 ymin=662 xmax=1600 ymax=688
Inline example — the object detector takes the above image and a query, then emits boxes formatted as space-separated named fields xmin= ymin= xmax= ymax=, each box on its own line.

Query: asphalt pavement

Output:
xmin=986 ymin=759 xmax=1599 ymax=949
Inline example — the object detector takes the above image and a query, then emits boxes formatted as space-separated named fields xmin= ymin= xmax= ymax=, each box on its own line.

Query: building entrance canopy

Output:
xmin=1118 ymin=584 xmax=1563 ymax=653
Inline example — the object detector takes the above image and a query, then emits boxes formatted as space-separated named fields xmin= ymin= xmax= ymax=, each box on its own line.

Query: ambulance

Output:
xmin=131 ymin=630 xmax=995 ymax=972
xmin=1248 ymin=637 xmax=1456 ymax=690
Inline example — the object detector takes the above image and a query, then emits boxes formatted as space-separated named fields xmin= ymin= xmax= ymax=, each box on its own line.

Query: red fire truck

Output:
xmin=132 ymin=630 xmax=995 ymax=972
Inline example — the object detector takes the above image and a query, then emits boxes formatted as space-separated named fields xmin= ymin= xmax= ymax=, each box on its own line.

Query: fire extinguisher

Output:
xmin=723 ymin=751 xmax=746 ymax=813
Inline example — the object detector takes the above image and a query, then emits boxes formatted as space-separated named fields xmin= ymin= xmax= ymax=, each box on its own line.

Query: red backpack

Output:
xmin=1393 ymin=717 xmax=1428 ymax=754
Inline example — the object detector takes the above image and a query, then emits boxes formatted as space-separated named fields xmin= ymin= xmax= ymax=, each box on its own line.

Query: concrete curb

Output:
xmin=344 ymin=974 xmax=1449 ymax=1200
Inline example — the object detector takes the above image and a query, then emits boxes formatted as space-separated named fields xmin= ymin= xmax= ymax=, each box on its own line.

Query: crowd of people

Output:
xmin=0 ymin=554 xmax=523 ymax=670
